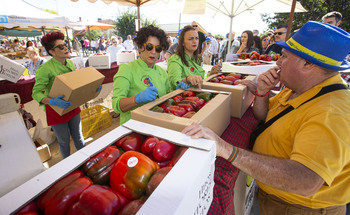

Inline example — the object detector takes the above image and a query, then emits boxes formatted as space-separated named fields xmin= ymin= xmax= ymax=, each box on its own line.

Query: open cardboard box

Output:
xmin=35 ymin=138 xmax=52 ymax=163
xmin=0 ymin=54 xmax=28 ymax=83
xmin=0 ymin=120 xmax=216 ymax=215
xmin=88 ymin=54 xmax=111 ymax=69
xmin=222 ymin=60 xmax=275 ymax=75
xmin=203 ymin=74 xmax=256 ymax=118
xmin=48 ymin=67 xmax=105 ymax=116
xmin=131 ymin=88 xmax=231 ymax=136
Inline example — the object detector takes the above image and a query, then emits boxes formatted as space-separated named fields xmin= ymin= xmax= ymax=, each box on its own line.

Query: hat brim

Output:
xmin=275 ymin=42 xmax=350 ymax=71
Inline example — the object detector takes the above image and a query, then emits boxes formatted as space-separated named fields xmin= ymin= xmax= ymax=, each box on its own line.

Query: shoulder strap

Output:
xmin=249 ymin=84 xmax=348 ymax=146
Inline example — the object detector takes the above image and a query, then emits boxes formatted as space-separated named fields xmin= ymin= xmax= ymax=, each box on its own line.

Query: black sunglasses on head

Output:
xmin=144 ymin=43 xmax=162 ymax=53
xmin=274 ymin=32 xmax=287 ymax=35
xmin=192 ymin=25 xmax=198 ymax=27
xmin=52 ymin=43 xmax=67 ymax=50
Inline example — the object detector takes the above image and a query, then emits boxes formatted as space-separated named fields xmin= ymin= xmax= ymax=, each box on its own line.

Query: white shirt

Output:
xmin=123 ymin=39 xmax=134 ymax=51
xmin=107 ymin=45 xmax=125 ymax=63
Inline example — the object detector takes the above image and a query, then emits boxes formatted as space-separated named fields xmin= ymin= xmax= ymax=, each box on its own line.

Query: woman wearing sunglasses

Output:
xmin=236 ymin=30 xmax=260 ymax=54
xmin=32 ymin=32 xmax=86 ymax=159
xmin=112 ymin=25 xmax=176 ymax=125
xmin=260 ymin=34 xmax=270 ymax=54
xmin=167 ymin=25 xmax=221 ymax=91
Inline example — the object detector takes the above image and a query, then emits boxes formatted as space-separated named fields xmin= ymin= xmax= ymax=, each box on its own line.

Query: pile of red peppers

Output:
xmin=15 ymin=133 xmax=188 ymax=215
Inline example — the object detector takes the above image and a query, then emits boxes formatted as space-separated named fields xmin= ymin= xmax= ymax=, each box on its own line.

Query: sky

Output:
xmin=23 ymin=0 xmax=271 ymax=36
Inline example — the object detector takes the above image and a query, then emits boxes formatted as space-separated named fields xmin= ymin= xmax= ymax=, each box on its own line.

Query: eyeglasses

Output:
xmin=263 ymin=38 xmax=270 ymax=41
xmin=274 ymin=32 xmax=287 ymax=35
xmin=52 ymin=43 xmax=67 ymax=50
xmin=192 ymin=25 xmax=198 ymax=27
xmin=144 ymin=43 xmax=162 ymax=53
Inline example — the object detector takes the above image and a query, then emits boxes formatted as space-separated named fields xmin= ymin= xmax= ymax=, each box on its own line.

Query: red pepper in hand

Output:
xmin=166 ymin=105 xmax=186 ymax=117
xmin=44 ymin=177 xmax=92 ymax=215
xmin=67 ymin=185 xmax=121 ymax=215
xmin=82 ymin=146 xmax=122 ymax=185
xmin=37 ymin=170 xmax=84 ymax=210
xmin=110 ymin=151 xmax=159 ymax=200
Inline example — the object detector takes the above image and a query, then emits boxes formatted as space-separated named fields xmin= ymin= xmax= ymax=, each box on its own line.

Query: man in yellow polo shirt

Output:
xmin=182 ymin=21 xmax=350 ymax=214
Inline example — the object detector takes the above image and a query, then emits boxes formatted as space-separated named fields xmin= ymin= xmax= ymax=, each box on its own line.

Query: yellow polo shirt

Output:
xmin=253 ymin=74 xmax=350 ymax=208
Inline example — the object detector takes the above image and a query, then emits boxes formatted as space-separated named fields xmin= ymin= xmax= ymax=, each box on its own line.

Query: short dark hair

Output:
xmin=277 ymin=24 xmax=288 ymax=30
xmin=41 ymin=32 xmax=65 ymax=56
xmin=322 ymin=11 xmax=342 ymax=22
xmin=133 ymin=25 xmax=169 ymax=52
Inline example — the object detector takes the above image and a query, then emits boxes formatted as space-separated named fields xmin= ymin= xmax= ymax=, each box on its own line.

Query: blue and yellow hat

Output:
xmin=275 ymin=21 xmax=350 ymax=71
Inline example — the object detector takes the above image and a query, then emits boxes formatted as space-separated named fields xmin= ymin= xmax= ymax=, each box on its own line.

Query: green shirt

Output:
xmin=32 ymin=58 xmax=75 ymax=106
xmin=167 ymin=53 xmax=205 ymax=91
xmin=112 ymin=58 xmax=170 ymax=125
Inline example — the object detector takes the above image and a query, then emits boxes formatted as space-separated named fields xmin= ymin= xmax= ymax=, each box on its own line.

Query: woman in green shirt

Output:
xmin=168 ymin=25 xmax=221 ymax=91
xmin=112 ymin=26 xmax=187 ymax=125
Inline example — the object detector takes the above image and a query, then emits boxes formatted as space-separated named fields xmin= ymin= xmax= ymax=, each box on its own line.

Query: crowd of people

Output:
xmin=1 ymin=9 xmax=348 ymax=214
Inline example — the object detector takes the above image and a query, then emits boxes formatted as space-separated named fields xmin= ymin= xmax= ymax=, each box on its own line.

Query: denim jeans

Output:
xmin=51 ymin=114 xmax=85 ymax=159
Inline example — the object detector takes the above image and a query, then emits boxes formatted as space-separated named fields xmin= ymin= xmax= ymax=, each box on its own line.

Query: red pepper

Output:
xmin=159 ymin=99 xmax=176 ymax=112
xmin=110 ymin=151 xmax=159 ymax=200
xmin=166 ymin=105 xmax=186 ymax=117
xmin=181 ymin=90 xmax=196 ymax=98
xmin=168 ymin=146 xmax=188 ymax=167
xmin=37 ymin=170 xmax=84 ymax=210
xmin=114 ymin=133 xmax=144 ymax=152
xmin=172 ymin=95 xmax=183 ymax=104
xmin=44 ymin=177 xmax=92 ymax=215
xmin=82 ymin=146 xmax=122 ymax=185
xmin=67 ymin=185 xmax=121 ymax=215
xmin=185 ymin=97 xmax=205 ymax=110
xmin=182 ymin=111 xmax=196 ymax=118
xmin=118 ymin=199 xmax=144 ymax=215
xmin=15 ymin=201 xmax=38 ymax=215
xmin=141 ymin=136 xmax=159 ymax=156
xmin=178 ymin=103 xmax=194 ymax=113
xmin=153 ymin=140 xmax=178 ymax=162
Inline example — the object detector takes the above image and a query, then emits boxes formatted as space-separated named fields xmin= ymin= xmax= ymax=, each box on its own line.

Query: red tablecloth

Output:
xmin=209 ymin=106 xmax=259 ymax=215
xmin=0 ymin=64 xmax=119 ymax=104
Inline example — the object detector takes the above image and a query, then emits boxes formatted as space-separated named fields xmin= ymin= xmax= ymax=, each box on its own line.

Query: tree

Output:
xmin=262 ymin=0 xmax=349 ymax=32
xmin=83 ymin=29 xmax=102 ymax=41
xmin=114 ymin=8 xmax=159 ymax=40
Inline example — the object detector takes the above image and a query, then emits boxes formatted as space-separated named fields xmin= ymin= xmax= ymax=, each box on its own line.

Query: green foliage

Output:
xmin=84 ymin=29 xmax=102 ymax=40
xmin=214 ymin=34 xmax=224 ymax=39
xmin=262 ymin=0 xmax=349 ymax=32
xmin=114 ymin=8 xmax=159 ymax=40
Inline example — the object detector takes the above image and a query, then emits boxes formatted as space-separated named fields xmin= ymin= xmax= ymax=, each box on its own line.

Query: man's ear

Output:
xmin=336 ymin=20 xmax=342 ymax=27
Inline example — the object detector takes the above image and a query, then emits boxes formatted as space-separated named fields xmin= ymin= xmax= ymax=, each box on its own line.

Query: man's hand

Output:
xmin=210 ymin=64 xmax=222 ymax=74
xmin=182 ymin=123 xmax=228 ymax=158
xmin=256 ymin=66 xmax=280 ymax=94
xmin=235 ymin=79 xmax=257 ymax=94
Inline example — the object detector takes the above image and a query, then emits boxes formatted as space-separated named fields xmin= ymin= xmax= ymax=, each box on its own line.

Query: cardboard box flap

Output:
xmin=123 ymin=119 xmax=215 ymax=151
xmin=56 ymin=67 xmax=105 ymax=89
xmin=0 ymin=151 xmax=89 ymax=215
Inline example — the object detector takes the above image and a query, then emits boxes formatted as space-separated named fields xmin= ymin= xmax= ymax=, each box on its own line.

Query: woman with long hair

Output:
xmin=236 ymin=30 xmax=259 ymax=54
xmin=167 ymin=25 xmax=221 ymax=91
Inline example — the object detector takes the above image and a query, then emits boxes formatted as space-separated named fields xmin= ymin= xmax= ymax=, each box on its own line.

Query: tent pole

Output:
xmin=286 ymin=0 xmax=297 ymax=40
xmin=88 ymin=26 xmax=91 ymax=55
xmin=65 ymin=27 xmax=72 ymax=54
xmin=226 ymin=0 xmax=235 ymax=56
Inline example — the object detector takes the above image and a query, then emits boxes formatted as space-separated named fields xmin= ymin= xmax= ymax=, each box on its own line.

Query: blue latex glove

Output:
xmin=136 ymin=86 xmax=159 ymax=103
xmin=50 ymin=95 xmax=72 ymax=109
xmin=176 ymin=81 xmax=190 ymax=90
xmin=96 ymin=85 xmax=102 ymax=92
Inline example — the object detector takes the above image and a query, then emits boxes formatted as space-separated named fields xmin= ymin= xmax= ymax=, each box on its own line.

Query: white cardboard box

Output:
xmin=70 ymin=56 xmax=85 ymax=70
xmin=0 ymin=120 xmax=216 ymax=215
xmin=117 ymin=51 xmax=137 ymax=65
xmin=88 ymin=54 xmax=111 ymax=69
xmin=222 ymin=61 xmax=276 ymax=75
xmin=0 ymin=54 xmax=28 ymax=83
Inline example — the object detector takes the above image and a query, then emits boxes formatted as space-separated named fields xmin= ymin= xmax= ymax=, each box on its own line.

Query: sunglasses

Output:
xmin=192 ymin=25 xmax=198 ymax=27
xmin=263 ymin=38 xmax=270 ymax=41
xmin=52 ymin=43 xmax=67 ymax=50
xmin=274 ymin=32 xmax=287 ymax=35
xmin=144 ymin=43 xmax=162 ymax=53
